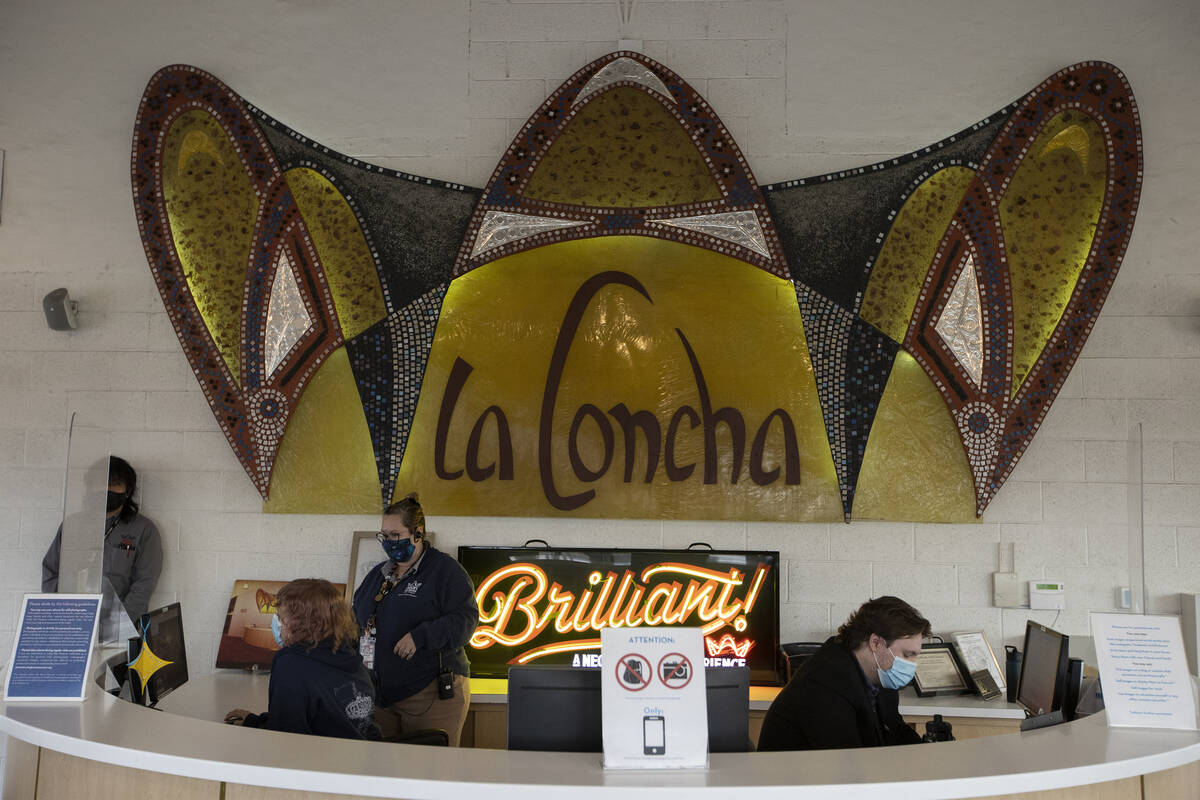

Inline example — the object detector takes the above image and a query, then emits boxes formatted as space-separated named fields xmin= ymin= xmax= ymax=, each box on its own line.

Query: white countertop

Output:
xmin=3 ymin=667 xmax=1199 ymax=799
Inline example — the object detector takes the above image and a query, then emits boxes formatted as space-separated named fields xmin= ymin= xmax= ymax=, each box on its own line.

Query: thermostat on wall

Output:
xmin=1029 ymin=581 xmax=1066 ymax=610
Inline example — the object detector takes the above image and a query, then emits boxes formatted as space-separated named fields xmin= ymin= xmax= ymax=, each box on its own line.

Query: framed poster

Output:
xmin=912 ymin=642 xmax=972 ymax=697
xmin=215 ymin=578 xmax=345 ymax=669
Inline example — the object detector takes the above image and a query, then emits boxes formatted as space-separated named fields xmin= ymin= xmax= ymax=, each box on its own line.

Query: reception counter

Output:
xmin=3 ymin=666 xmax=1199 ymax=800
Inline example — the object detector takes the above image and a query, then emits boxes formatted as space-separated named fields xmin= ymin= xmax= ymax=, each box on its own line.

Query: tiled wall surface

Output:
xmin=2 ymin=0 xmax=1198 ymax=779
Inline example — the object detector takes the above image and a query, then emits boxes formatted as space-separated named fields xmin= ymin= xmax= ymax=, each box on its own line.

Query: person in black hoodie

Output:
xmin=225 ymin=578 xmax=380 ymax=740
xmin=353 ymin=494 xmax=478 ymax=746
xmin=758 ymin=596 xmax=931 ymax=751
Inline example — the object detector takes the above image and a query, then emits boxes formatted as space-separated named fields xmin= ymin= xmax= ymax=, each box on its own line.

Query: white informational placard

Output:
xmin=4 ymin=594 xmax=102 ymax=702
xmin=1091 ymin=612 xmax=1199 ymax=731
xmin=601 ymin=627 xmax=708 ymax=769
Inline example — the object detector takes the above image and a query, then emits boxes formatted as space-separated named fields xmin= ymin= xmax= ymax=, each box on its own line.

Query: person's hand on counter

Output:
xmin=225 ymin=708 xmax=251 ymax=725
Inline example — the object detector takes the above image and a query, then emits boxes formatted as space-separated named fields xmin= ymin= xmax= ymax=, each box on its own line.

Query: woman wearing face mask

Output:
xmin=352 ymin=494 xmax=478 ymax=746
xmin=41 ymin=455 xmax=163 ymax=623
xmin=225 ymin=578 xmax=380 ymax=740
xmin=758 ymin=596 xmax=931 ymax=751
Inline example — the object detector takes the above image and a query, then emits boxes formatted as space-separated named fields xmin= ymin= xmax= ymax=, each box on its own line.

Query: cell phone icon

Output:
xmin=643 ymin=714 xmax=665 ymax=755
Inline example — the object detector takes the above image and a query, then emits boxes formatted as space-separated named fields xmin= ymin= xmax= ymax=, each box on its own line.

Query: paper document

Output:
xmin=1092 ymin=613 xmax=1198 ymax=730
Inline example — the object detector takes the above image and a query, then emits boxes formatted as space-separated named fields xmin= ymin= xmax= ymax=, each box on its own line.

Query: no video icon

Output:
xmin=657 ymin=653 xmax=693 ymax=689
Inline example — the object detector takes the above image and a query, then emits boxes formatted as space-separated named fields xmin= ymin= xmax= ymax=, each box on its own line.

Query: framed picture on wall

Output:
xmin=912 ymin=642 xmax=972 ymax=697
xmin=347 ymin=532 xmax=382 ymax=603
xmin=216 ymin=578 xmax=345 ymax=670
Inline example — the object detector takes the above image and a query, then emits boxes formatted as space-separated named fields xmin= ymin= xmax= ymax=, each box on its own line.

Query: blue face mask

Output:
xmin=270 ymin=614 xmax=284 ymax=648
xmin=381 ymin=537 xmax=416 ymax=563
xmin=874 ymin=645 xmax=918 ymax=690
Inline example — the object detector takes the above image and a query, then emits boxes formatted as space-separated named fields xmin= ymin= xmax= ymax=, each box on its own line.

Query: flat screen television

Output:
xmin=131 ymin=602 xmax=189 ymax=707
xmin=458 ymin=546 xmax=781 ymax=684
xmin=1016 ymin=620 xmax=1070 ymax=717
xmin=506 ymin=665 xmax=750 ymax=752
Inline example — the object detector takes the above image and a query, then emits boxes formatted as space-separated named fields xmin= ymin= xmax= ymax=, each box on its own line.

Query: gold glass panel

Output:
xmin=285 ymin=168 xmax=387 ymax=340
xmin=860 ymin=166 xmax=975 ymax=342
xmin=263 ymin=348 xmax=382 ymax=513
xmin=524 ymin=88 xmax=723 ymax=208
xmin=395 ymin=236 xmax=842 ymax=522
xmin=853 ymin=351 xmax=977 ymax=522
xmin=1002 ymin=111 xmax=1106 ymax=396
xmin=162 ymin=110 xmax=258 ymax=385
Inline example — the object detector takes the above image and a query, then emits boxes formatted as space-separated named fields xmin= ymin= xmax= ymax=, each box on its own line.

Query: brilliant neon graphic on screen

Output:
xmin=471 ymin=561 xmax=769 ymax=664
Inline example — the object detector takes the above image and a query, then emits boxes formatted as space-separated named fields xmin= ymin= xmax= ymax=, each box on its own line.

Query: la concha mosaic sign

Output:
xmin=131 ymin=55 xmax=1142 ymax=523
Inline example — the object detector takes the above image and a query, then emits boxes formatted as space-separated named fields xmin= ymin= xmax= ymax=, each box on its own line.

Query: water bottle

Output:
xmin=1006 ymin=645 xmax=1022 ymax=703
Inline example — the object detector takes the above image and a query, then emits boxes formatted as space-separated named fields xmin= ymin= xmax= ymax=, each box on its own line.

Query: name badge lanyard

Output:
xmin=365 ymin=571 xmax=400 ymax=636
xmin=359 ymin=572 xmax=398 ymax=670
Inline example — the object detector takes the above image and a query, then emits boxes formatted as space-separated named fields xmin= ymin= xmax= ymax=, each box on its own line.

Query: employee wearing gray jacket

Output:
xmin=42 ymin=455 xmax=162 ymax=622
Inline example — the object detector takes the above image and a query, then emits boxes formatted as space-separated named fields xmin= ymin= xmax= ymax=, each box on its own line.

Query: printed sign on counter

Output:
xmin=4 ymin=594 xmax=102 ymax=702
xmin=601 ymin=627 xmax=708 ymax=769
xmin=1092 ymin=612 xmax=1199 ymax=731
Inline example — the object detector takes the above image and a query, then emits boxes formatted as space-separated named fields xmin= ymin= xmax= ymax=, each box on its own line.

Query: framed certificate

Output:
xmin=952 ymin=630 xmax=1005 ymax=691
xmin=912 ymin=642 xmax=972 ymax=697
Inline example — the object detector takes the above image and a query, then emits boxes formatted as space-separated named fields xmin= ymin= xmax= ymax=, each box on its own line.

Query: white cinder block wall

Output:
xmin=2 ymin=0 xmax=1198 ymax=779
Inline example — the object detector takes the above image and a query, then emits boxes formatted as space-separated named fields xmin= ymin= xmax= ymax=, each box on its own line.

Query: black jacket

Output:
xmin=352 ymin=545 xmax=478 ymax=705
xmin=757 ymin=638 xmax=923 ymax=751
xmin=243 ymin=639 xmax=381 ymax=740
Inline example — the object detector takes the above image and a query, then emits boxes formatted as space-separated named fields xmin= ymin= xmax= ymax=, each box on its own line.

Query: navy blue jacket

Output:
xmin=757 ymin=638 xmax=923 ymax=751
xmin=352 ymin=545 xmax=478 ymax=705
xmin=243 ymin=639 xmax=381 ymax=740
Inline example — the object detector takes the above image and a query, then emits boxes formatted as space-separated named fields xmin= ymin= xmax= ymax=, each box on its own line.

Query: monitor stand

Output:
xmin=1020 ymin=709 xmax=1065 ymax=732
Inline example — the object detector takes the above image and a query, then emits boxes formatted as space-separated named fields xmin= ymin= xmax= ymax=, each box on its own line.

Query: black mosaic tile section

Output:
xmin=792 ymin=284 xmax=845 ymax=519
xmin=256 ymin=116 xmax=480 ymax=312
xmin=844 ymin=319 xmax=900 ymax=515
xmin=346 ymin=284 xmax=449 ymax=507
xmin=764 ymin=114 xmax=1008 ymax=313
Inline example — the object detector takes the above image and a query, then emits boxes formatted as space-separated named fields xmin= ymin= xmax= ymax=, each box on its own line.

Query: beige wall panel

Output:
xmin=37 ymin=748 xmax=220 ymax=799
xmin=226 ymin=787 xmax=380 ymax=800
xmin=974 ymin=776 xmax=1140 ymax=800
xmin=466 ymin=705 xmax=508 ymax=750
xmin=749 ymin=709 xmax=765 ymax=748
xmin=2 ymin=738 xmax=39 ymax=800
xmin=1142 ymin=760 xmax=1200 ymax=799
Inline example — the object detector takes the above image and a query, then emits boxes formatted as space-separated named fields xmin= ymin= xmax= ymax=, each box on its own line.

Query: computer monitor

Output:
xmin=1016 ymin=620 xmax=1069 ymax=717
xmin=130 ymin=602 xmax=189 ymax=707
xmin=506 ymin=665 xmax=750 ymax=752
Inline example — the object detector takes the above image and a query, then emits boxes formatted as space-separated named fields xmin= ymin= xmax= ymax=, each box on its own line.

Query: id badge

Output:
xmin=359 ymin=632 xmax=376 ymax=670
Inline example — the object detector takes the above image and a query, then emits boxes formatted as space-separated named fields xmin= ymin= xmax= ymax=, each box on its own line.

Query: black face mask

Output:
xmin=106 ymin=490 xmax=127 ymax=512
